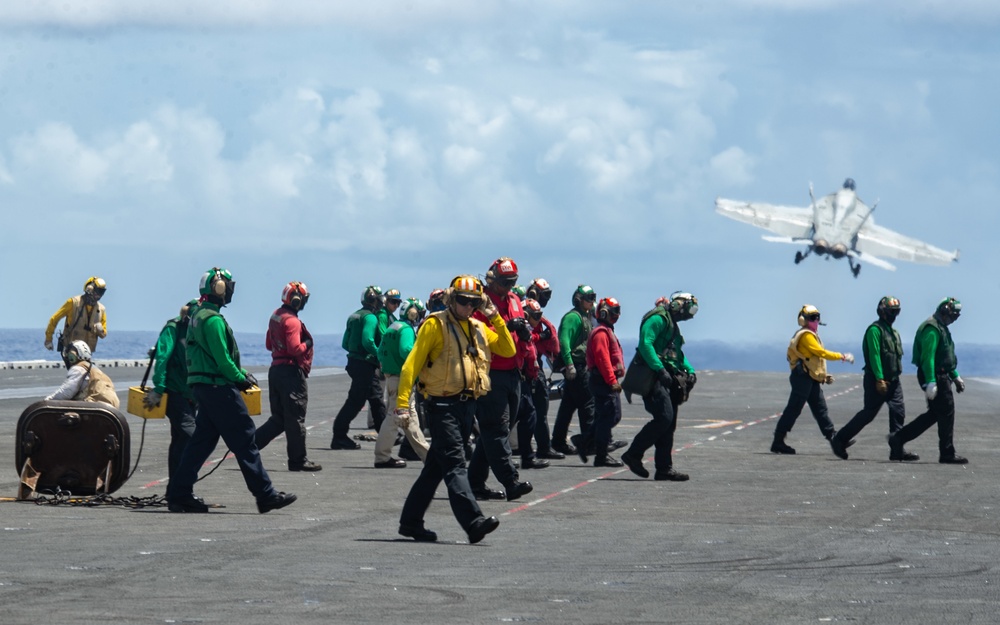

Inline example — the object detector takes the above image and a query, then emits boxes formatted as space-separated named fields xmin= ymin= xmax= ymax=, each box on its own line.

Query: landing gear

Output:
xmin=794 ymin=250 xmax=810 ymax=265
xmin=849 ymin=258 xmax=861 ymax=277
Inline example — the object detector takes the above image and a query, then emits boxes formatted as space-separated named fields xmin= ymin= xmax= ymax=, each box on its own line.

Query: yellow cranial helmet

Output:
xmin=797 ymin=304 xmax=821 ymax=327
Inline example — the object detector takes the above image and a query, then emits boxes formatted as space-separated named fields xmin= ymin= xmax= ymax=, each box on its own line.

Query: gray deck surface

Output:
xmin=1 ymin=367 xmax=997 ymax=624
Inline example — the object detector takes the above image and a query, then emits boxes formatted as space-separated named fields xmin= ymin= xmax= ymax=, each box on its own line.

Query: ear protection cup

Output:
xmin=407 ymin=307 xmax=419 ymax=322
xmin=444 ymin=287 xmax=456 ymax=307
xmin=85 ymin=283 xmax=94 ymax=295
xmin=213 ymin=276 xmax=227 ymax=296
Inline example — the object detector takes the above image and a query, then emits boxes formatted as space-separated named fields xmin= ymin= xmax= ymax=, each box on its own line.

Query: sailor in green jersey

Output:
xmin=831 ymin=297 xmax=918 ymax=461
xmin=374 ymin=297 xmax=430 ymax=467
xmin=143 ymin=299 xmax=200 ymax=480
xmin=331 ymin=285 xmax=389 ymax=449
xmin=167 ymin=267 xmax=296 ymax=514
xmin=620 ymin=293 xmax=698 ymax=482
xmin=369 ymin=288 xmax=401 ymax=429
xmin=889 ymin=297 xmax=968 ymax=464
xmin=550 ymin=285 xmax=597 ymax=455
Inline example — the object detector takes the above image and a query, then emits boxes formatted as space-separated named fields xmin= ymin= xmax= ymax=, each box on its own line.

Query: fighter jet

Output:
xmin=714 ymin=178 xmax=959 ymax=277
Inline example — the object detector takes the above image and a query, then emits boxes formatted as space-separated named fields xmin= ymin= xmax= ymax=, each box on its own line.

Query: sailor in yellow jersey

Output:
xmin=396 ymin=275 xmax=515 ymax=545
xmin=771 ymin=305 xmax=855 ymax=455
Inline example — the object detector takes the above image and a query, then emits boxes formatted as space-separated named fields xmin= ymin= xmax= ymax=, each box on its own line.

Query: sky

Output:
xmin=1 ymin=1 xmax=998 ymax=351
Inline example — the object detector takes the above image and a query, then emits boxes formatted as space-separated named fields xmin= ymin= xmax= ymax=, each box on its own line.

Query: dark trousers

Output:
xmin=551 ymin=367 xmax=595 ymax=446
xmin=513 ymin=377 xmax=539 ymax=462
xmin=165 ymin=395 xmax=196 ymax=482
xmin=893 ymin=374 xmax=957 ymax=458
xmin=166 ymin=384 xmax=275 ymax=501
xmin=627 ymin=380 xmax=679 ymax=471
xmin=582 ymin=374 xmax=621 ymax=459
xmin=469 ymin=369 xmax=521 ymax=490
xmin=333 ymin=358 xmax=386 ymax=438
xmin=257 ymin=364 xmax=309 ymax=465
xmin=836 ymin=371 xmax=905 ymax=444
xmin=400 ymin=396 xmax=484 ymax=532
xmin=531 ymin=376 xmax=553 ymax=453
xmin=774 ymin=365 xmax=835 ymax=440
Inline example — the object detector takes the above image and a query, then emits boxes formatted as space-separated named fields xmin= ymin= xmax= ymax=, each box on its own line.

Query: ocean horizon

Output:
xmin=3 ymin=327 xmax=999 ymax=376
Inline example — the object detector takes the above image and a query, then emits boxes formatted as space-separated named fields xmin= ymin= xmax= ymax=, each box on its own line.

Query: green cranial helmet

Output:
xmin=401 ymin=297 xmax=426 ymax=324
xmin=572 ymin=284 xmax=597 ymax=307
xmin=936 ymin=296 xmax=962 ymax=322
xmin=199 ymin=267 xmax=235 ymax=304
xmin=362 ymin=285 xmax=384 ymax=310
xmin=511 ymin=284 xmax=526 ymax=300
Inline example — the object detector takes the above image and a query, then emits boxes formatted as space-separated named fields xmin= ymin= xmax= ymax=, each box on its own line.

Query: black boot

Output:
xmin=771 ymin=433 xmax=796 ymax=455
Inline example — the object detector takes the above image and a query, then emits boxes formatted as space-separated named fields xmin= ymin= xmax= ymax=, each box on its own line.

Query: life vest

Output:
xmin=639 ymin=306 xmax=686 ymax=372
xmin=378 ymin=320 xmax=416 ymax=376
xmin=585 ymin=324 xmax=624 ymax=382
xmin=787 ymin=329 xmax=828 ymax=382
xmin=418 ymin=311 xmax=493 ymax=399
xmin=80 ymin=362 xmax=120 ymax=408
xmin=862 ymin=319 xmax=903 ymax=381
xmin=343 ymin=308 xmax=378 ymax=363
xmin=559 ymin=307 xmax=593 ymax=366
xmin=64 ymin=295 xmax=106 ymax=351
xmin=268 ymin=306 xmax=313 ymax=374
xmin=186 ymin=305 xmax=241 ymax=386
xmin=912 ymin=316 xmax=957 ymax=374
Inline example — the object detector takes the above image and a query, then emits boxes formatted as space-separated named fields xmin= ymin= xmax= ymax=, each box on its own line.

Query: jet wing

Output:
xmin=714 ymin=198 xmax=813 ymax=239
xmin=856 ymin=222 xmax=959 ymax=266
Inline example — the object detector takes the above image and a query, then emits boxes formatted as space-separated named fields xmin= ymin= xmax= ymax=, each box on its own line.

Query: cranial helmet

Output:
xmin=362 ymin=285 xmax=384 ymax=310
xmin=401 ymin=297 xmax=426 ymax=324
xmin=427 ymin=289 xmax=447 ymax=313
xmin=282 ymin=282 xmax=310 ymax=310
xmin=936 ymin=297 xmax=962 ymax=324
xmin=447 ymin=275 xmax=484 ymax=307
xmin=843 ymin=178 xmax=856 ymax=190
xmin=511 ymin=284 xmax=526 ymax=300
xmin=526 ymin=278 xmax=552 ymax=308
xmin=654 ymin=295 xmax=671 ymax=309
xmin=523 ymin=298 xmax=543 ymax=320
xmin=797 ymin=304 xmax=821 ymax=327
xmin=64 ymin=340 xmax=92 ymax=365
xmin=877 ymin=296 xmax=900 ymax=322
xmin=385 ymin=289 xmax=402 ymax=304
xmin=485 ymin=257 xmax=519 ymax=289
xmin=669 ymin=292 xmax=699 ymax=320
xmin=572 ymin=284 xmax=597 ymax=307
xmin=83 ymin=276 xmax=107 ymax=299
xmin=596 ymin=297 xmax=621 ymax=323
xmin=199 ymin=267 xmax=235 ymax=305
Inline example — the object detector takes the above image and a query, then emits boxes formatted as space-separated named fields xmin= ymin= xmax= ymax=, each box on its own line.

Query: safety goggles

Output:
xmin=455 ymin=294 xmax=481 ymax=308
xmin=581 ymin=292 xmax=597 ymax=302
xmin=496 ymin=276 xmax=518 ymax=288
xmin=805 ymin=313 xmax=821 ymax=322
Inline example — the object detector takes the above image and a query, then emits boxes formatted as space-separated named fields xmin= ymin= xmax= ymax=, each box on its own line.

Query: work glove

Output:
xmin=143 ymin=390 xmax=163 ymax=409
xmin=658 ymin=368 xmax=672 ymax=388
xmin=875 ymin=379 xmax=889 ymax=396
xmin=686 ymin=372 xmax=697 ymax=392
xmin=954 ymin=377 xmax=965 ymax=393
xmin=564 ymin=363 xmax=577 ymax=381
xmin=841 ymin=352 xmax=855 ymax=364
xmin=924 ymin=382 xmax=938 ymax=401
xmin=304 ymin=337 xmax=313 ymax=349
xmin=393 ymin=407 xmax=411 ymax=427
xmin=479 ymin=297 xmax=498 ymax=319
xmin=236 ymin=372 xmax=258 ymax=392
xmin=825 ymin=375 xmax=835 ymax=385
xmin=538 ymin=325 xmax=552 ymax=341
xmin=507 ymin=317 xmax=532 ymax=342
xmin=94 ymin=323 xmax=105 ymax=337
xmin=611 ymin=382 xmax=622 ymax=393
xmin=44 ymin=340 xmax=53 ymax=351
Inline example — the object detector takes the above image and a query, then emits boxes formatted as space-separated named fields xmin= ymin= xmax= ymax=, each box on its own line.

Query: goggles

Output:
xmin=455 ymin=294 xmax=481 ymax=308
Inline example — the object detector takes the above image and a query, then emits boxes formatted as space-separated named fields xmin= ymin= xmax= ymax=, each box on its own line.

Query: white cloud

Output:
xmin=0 ymin=154 xmax=11 ymax=184
xmin=442 ymin=144 xmax=484 ymax=175
xmin=10 ymin=122 xmax=109 ymax=193
xmin=710 ymin=146 xmax=756 ymax=186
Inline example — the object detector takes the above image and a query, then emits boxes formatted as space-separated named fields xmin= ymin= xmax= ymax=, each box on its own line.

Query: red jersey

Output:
xmin=585 ymin=323 xmax=623 ymax=386
xmin=266 ymin=306 xmax=314 ymax=376
xmin=474 ymin=290 xmax=528 ymax=371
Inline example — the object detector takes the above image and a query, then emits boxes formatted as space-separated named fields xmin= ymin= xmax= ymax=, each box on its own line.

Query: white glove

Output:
xmin=841 ymin=353 xmax=855 ymax=364
xmin=94 ymin=323 xmax=105 ymax=337
xmin=564 ymin=363 xmax=577 ymax=381
xmin=44 ymin=340 xmax=53 ymax=351
xmin=143 ymin=390 xmax=163 ymax=409
xmin=954 ymin=377 xmax=966 ymax=393
xmin=393 ymin=407 xmax=411 ymax=427
xmin=479 ymin=297 xmax=498 ymax=319
xmin=925 ymin=382 xmax=938 ymax=401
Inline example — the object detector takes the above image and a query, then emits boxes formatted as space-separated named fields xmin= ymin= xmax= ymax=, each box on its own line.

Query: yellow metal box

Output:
xmin=127 ymin=386 xmax=167 ymax=419
xmin=243 ymin=386 xmax=262 ymax=416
